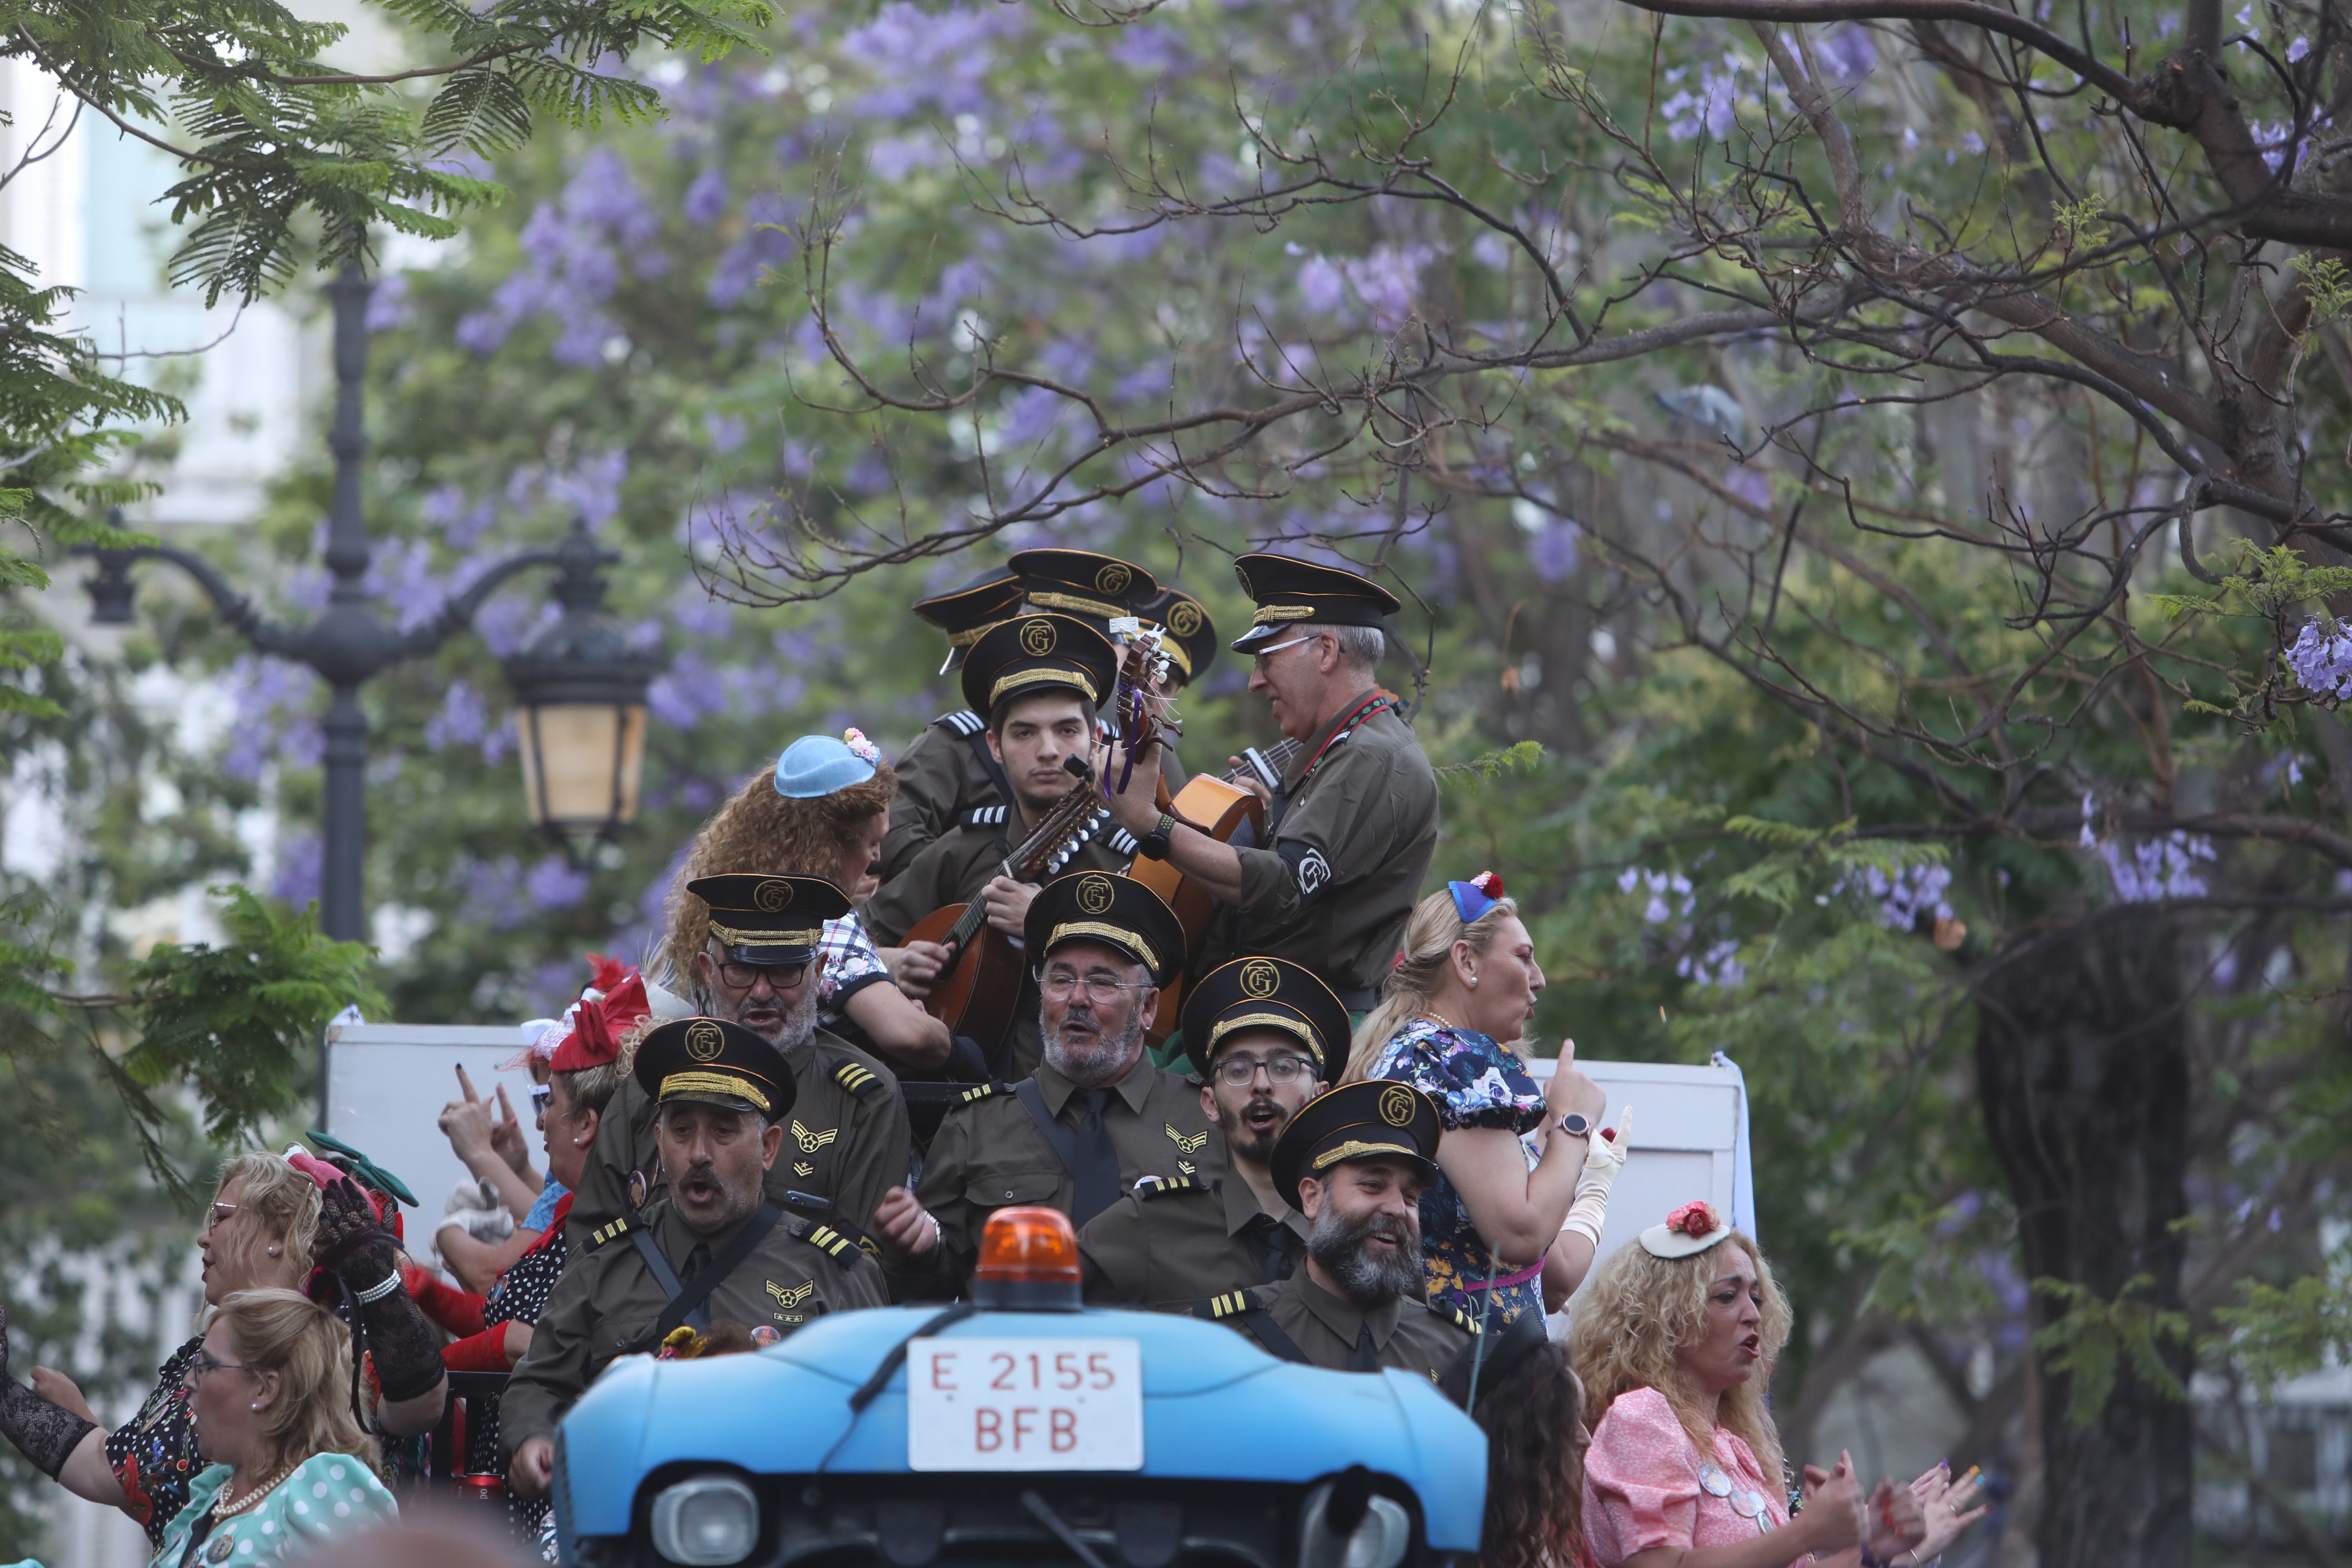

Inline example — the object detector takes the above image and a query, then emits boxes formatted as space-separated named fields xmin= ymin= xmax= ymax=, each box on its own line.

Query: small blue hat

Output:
xmin=774 ymin=730 xmax=881 ymax=799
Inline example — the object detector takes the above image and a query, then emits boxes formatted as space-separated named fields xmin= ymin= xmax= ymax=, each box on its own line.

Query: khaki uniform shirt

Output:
xmin=1226 ymin=698 xmax=1438 ymax=999
xmin=501 ymin=1195 xmax=888 ymax=1460
xmin=880 ymin=714 xmax=1184 ymax=885
xmin=904 ymin=1053 xmax=1221 ymax=1297
xmin=1079 ymin=1170 xmax=1309 ymax=1310
xmin=566 ymin=1028 xmax=911 ymax=1252
xmin=866 ymin=813 xmax=1137 ymax=950
xmin=1204 ymin=1271 xmax=1476 ymax=1380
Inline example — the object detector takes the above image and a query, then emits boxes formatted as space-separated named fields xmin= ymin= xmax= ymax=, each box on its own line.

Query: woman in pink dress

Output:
xmin=1571 ymin=1202 xmax=1972 ymax=1568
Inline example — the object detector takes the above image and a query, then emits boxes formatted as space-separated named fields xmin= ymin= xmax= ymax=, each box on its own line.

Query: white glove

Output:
xmin=440 ymin=1179 xmax=514 ymax=1243
xmin=1560 ymin=1104 xmax=1631 ymax=1250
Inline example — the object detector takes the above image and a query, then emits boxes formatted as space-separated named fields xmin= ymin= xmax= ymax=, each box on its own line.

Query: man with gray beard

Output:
xmin=1195 ymin=1081 xmax=1478 ymax=1378
xmin=873 ymin=873 xmax=1217 ymax=1298
xmin=566 ymin=875 xmax=909 ymax=1257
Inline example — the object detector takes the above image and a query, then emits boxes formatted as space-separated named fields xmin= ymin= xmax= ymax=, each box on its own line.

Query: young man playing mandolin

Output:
xmin=863 ymin=612 xmax=1140 ymax=1079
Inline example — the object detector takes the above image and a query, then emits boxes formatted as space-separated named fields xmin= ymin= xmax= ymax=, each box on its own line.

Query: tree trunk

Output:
xmin=1972 ymin=908 xmax=2191 ymax=1568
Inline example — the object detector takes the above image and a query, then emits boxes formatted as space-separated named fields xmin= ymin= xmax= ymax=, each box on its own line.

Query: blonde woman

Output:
xmin=0 ymin=1153 xmax=442 ymax=1549
xmin=1346 ymin=873 xmax=1620 ymax=1324
xmin=1572 ymin=1203 xmax=1963 ymax=1568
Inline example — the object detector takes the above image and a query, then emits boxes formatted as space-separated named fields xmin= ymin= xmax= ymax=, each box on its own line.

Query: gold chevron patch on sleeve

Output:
xmin=766 ymin=1278 xmax=815 ymax=1311
xmin=792 ymin=1119 xmax=840 ymax=1154
xmin=1165 ymin=1124 xmax=1209 ymax=1154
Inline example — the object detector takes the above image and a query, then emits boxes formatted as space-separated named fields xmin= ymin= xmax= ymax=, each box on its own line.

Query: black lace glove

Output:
xmin=315 ymin=1178 xmax=444 ymax=1406
xmin=0 ymin=1303 xmax=95 ymax=1479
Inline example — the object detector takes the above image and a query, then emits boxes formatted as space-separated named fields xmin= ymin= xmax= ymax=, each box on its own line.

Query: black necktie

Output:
xmin=1348 ymin=1324 xmax=1379 ymax=1373
xmin=1252 ymin=1216 xmax=1299 ymax=1283
xmin=1070 ymin=1089 xmax=1121 ymax=1226
xmin=683 ymin=1244 xmax=712 ymax=1285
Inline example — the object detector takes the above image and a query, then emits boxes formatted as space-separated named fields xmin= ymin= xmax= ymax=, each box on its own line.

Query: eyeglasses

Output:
xmin=1036 ymin=969 xmax=1152 ymax=1005
xmin=1251 ymin=634 xmax=1317 ymax=673
xmin=714 ymin=960 xmax=812 ymax=991
xmin=185 ymin=1350 xmax=256 ymax=1386
xmin=529 ymin=1084 xmax=552 ymax=1115
xmin=1211 ymin=1053 xmax=1317 ymax=1087
xmin=200 ymin=1202 xmax=238 ymax=1234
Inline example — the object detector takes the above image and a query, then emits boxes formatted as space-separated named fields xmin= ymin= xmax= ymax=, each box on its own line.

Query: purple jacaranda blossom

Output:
xmin=683 ymin=166 xmax=730 ymax=226
xmin=1342 ymin=245 xmax=1434 ymax=333
xmin=1727 ymin=466 xmax=1770 ymax=508
xmin=366 ymin=273 xmax=412 ymax=333
xmin=1531 ymin=520 xmax=1581 ymax=584
xmin=425 ymin=679 xmax=487 ymax=751
xmin=844 ymin=2 xmax=1022 ymax=119
xmin=1660 ymin=52 xmax=1745 ymax=141
xmin=272 ymin=832 xmax=322 ymax=911
xmin=869 ymin=132 xmax=948 ymax=181
xmin=649 ymin=650 xmax=728 ymax=731
xmin=709 ymin=192 xmax=795 ymax=308
xmin=1108 ymin=24 xmax=1187 ymax=74
xmin=2287 ymin=616 xmax=2352 ymax=703
xmin=2100 ymin=832 xmax=2216 ymax=901
xmin=1297 ymin=254 xmax=1347 ymax=315
xmin=670 ymin=584 xmax=735 ymax=639
xmin=1677 ymin=938 xmax=1746 ymax=988
xmin=456 ymin=147 xmax=664 ymax=362
xmin=223 ymin=656 xmax=322 ymax=782
xmin=1619 ymin=866 xmax=1697 ymax=932
xmin=703 ymin=411 xmax=747 ymax=453
xmin=1831 ymin=862 xmax=1954 ymax=931
xmin=476 ymin=595 xmax=559 ymax=660
xmin=548 ymin=449 xmax=629 ymax=527
xmin=1816 ymin=24 xmax=1876 ymax=81
xmin=526 ymin=856 xmax=592 ymax=913
xmin=422 ymin=485 xmax=497 ymax=551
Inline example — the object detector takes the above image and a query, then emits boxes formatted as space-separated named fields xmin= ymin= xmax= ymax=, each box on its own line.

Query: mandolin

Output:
xmin=901 ymin=755 xmax=1114 ymax=1066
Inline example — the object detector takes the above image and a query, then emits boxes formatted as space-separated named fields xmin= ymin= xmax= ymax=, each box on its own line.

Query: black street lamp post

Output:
xmin=76 ymin=267 xmax=658 ymax=943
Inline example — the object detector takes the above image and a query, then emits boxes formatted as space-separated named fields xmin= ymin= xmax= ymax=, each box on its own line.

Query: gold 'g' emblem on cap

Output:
xmin=1168 ymin=601 xmax=1202 ymax=637
xmin=1020 ymin=617 xmax=1058 ymax=657
xmin=1095 ymin=562 xmax=1132 ymax=597
xmin=685 ymin=1021 xmax=727 ymax=1062
xmin=1239 ymin=959 xmax=1280 ymax=999
xmin=1075 ymin=874 xmax=1116 ymax=915
xmin=753 ymin=878 xmax=793 ymax=913
xmin=1378 ymin=1085 xmax=1418 ymax=1128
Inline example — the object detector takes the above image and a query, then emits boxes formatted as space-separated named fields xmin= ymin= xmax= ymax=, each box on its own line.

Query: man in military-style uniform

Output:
xmin=1077 ymin=956 xmax=1344 ymax=1309
xmin=869 ymin=613 xmax=1140 ymax=1077
xmin=881 ymin=567 xmax=1027 ymax=884
xmin=1194 ymin=1081 xmax=1477 ymax=1380
xmin=506 ymin=1017 xmax=888 ymax=1496
xmin=1103 ymin=555 xmax=1437 ymax=1009
xmin=871 ymin=874 xmax=1219 ymax=1298
xmin=1011 ymin=547 xmax=1185 ymax=790
xmin=569 ymin=875 xmax=910 ymax=1253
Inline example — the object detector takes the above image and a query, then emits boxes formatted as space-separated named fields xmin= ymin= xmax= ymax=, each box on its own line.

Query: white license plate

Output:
xmin=905 ymin=1337 xmax=1144 ymax=1471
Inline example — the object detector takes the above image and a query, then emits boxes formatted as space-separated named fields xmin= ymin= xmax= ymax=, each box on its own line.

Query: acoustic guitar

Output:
xmin=901 ymin=755 xmax=1113 ymax=1064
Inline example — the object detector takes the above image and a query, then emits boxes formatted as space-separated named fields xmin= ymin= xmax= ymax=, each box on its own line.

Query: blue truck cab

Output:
xmin=549 ymin=1207 xmax=1488 ymax=1568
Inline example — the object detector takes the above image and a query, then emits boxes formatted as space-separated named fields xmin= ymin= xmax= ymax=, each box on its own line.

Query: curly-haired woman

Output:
xmin=655 ymin=730 xmax=950 ymax=1071
xmin=1571 ymin=1203 xmax=1957 ymax=1568
xmin=1444 ymin=1310 xmax=1595 ymax=1568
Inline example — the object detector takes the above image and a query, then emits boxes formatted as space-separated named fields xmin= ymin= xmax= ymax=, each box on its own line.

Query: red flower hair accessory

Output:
xmin=1666 ymin=1200 xmax=1721 ymax=1238
xmin=1447 ymin=870 xmax=1508 ymax=924
xmin=1640 ymin=1197 xmax=1736 ymax=1259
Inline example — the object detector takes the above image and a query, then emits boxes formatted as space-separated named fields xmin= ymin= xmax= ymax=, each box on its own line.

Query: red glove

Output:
xmin=400 ymin=1258 xmax=486 ymax=1337
xmin=440 ymin=1324 xmax=517 ymax=1373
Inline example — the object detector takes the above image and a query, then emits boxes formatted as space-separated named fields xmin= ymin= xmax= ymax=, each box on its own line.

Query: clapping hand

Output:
xmin=1907 ymin=1462 xmax=1989 ymax=1561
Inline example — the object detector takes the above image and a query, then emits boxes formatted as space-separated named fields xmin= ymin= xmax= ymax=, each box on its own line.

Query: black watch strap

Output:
xmin=1139 ymin=813 xmax=1177 ymax=860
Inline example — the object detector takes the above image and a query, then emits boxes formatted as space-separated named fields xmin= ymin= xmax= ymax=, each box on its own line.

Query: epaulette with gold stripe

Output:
xmin=805 ymin=1223 xmax=860 ymax=1261
xmin=1195 ymin=1288 xmax=1262 ymax=1321
xmin=833 ymin=1059 xmax=884 ymax=1100
xmin=587 ymin=1216 xmax=633 ymax=1252
xmin=1134 ymin=1173 xmax=1201 ymax=1200
xmin=956 ymin=1081 xmax=1007 ymax=1105
xmin=1435 ymin=1301 xmax=1483 ymax=1335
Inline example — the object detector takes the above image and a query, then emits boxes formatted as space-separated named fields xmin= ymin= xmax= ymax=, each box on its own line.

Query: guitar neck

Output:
xmin=1227 ymin=737 xmax=1302 ymax=790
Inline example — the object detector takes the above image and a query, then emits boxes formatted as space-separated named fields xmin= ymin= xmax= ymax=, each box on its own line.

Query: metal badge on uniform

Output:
xmin=206 ymin=1533 xmax=236 ymax=1563
xmin=1698 ymin=1463 xmax=1733 ymax=1497
xmin=750 ymin=1325 xmax=783 ymax=1348
xmin=628 ymin=1169 xmax=650 ymax=1210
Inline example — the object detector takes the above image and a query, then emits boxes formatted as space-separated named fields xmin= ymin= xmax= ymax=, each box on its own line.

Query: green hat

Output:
xmin=1134 ymin=585 xmax=1217 ymax=688
xmin=959 ymin=612 xmax=1120 ymax=720
xmin=913 ymin=566 xmax=1025 ymax=674
xmin=1023 ymin=870 xmax=1187 ymax=987
xmin=1270 ymin=1080 xmax=1442 ymax=1212
xmin=1010 ymin=548 xmax=1158 ymax=632
xmin=632 ymin=1016 xmax=796 ymax=1122
xmin=1229 ymin=553 xmax=1401 ymax=653
xmin=1180 ymin=956 xmax=1348 ymax=1081
xmin=687 ymin=873 xmax=852 ymax=967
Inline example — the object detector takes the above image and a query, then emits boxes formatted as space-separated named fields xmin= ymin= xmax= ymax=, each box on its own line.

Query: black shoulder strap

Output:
xmin=1193 ymin=1289 xmax=1312 ymax=1365
xmin=959 ymin=721 xmax=1015 ymax=812
xmin=1011 ymin=1080 xmax=1122 ymax=1206
xmin=635 ymin=1204 xmax=785 ymax=1340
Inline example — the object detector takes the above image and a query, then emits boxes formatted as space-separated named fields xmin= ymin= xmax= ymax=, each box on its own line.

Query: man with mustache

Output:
xmin=567 ymin=874 xmax=910 ymax=1257
xmin=871 ymin=873 xmax=1218 ymax=1297
xmin=503 ymin=1016 xmax=887 ymax=1499
xmin=1196 ymin=1081 xmax=1477 ymax=1379
xmin=1077 ymin=957 xmax=1344 ymax=1309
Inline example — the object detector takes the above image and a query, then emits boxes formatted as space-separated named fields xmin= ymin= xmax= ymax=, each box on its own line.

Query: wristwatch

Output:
xmin=1559 ymin=1112 xmax=1592 ymax=1137
xmin=1138 ymin=812 xmax=1177 ymax=861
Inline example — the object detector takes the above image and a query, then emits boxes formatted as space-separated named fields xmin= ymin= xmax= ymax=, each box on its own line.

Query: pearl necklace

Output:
xmin=214 ymin=1461 xmax=297 ymax=1519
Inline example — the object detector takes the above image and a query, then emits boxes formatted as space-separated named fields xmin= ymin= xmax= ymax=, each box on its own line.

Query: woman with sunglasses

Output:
xmin=1343 ymin=873 xmax=1622 ymax=1326
xmin=0 ymin=1152 xmax=443 ymax=1549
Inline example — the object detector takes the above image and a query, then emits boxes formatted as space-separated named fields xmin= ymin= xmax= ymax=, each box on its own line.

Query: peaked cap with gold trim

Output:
xmin=1022 ymin=870 xmax=1186 ymax=987
xmin=687 ymin=873 xmax=852 ymax=967
xmin=1008 ymin=547 xmax=1158 ymax=633
xmin=912 ymin=565 xmax=1024 ymax=674
xmin=959 ymin=612 xmax=1120 ymax=722
xmin=1180 ymin=956 xmax=1348 ymax=1081
xmin=1229 ymin=553 xmax=1403 ymax=653
xmin=632 ymin=1015 xmax=797 ymax=1123
xmin=1133 ymin=585 xmax=1218 ymax=688
xmin=1270 ymin=1080 xmax=1441 ymax=1212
